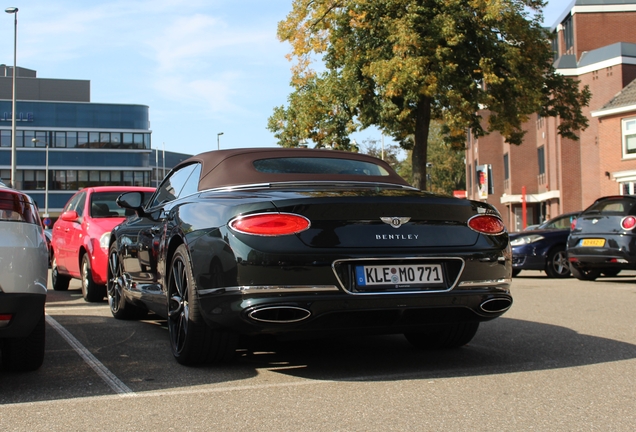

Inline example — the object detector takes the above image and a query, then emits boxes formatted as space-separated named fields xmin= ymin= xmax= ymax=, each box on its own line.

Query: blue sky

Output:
xmin=1 ymin=0 xmax=567 ymax=157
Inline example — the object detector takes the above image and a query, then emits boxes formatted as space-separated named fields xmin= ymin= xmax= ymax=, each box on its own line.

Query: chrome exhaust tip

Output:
xmin=480 ymin=297 xmax=513 ymax=313
xmin=248 ymin=306 xmax=311 ymax=323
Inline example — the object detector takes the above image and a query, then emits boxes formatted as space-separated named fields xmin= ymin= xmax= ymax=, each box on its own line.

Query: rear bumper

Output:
xmin=0 ymin=293 xmax=46 ymax=339
xmin=568 ymin=240 xmax=636 ymax=270
xmin=198 ymin=286 xmax=513 ymax=337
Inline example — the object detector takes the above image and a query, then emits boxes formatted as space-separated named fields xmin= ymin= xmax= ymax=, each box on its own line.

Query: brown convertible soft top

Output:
xmin=172 ymin=147 xmax=411 ymax=191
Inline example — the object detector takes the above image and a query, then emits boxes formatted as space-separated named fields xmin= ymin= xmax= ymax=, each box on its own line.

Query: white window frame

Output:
xmin=622 ymin=117 xmax=636 ymax=159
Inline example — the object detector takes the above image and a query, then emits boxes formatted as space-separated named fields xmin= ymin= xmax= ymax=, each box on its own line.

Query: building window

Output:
xmin=503 ymin=153 xmax=509 ymax=180
xmin=551 ymin=31 xmax=559 ymax=61
xmin=621 ymin=182 xmax=636 ymax=195
xmin=67 ymin=132 xmax=78 ymax=148
xmin=24 ymin=130 xmax=35 ymax=147
xmin=0 ymin=130 xmax=10 ymax=147
xmin=55 ymin=131 xmax=66 ymax=148
xmin=46 ymin=169 xmax=150 ymax=190
xmin=622 ymin=118 xmax=636 ymax=158
xmin=467 ymin=164 xmax=472 ymax=193
xmin=15 ymin=130 xmax=24 ymax=148
xmin=2 ymin=129 xmax=149 ymax=150
xmin=538 ymin=146 xmax=545 ymax=175
xmin=78 ymin=132 xmax=89 ymax=147
xmin=562 ymin=14 xmax=574 ymax=53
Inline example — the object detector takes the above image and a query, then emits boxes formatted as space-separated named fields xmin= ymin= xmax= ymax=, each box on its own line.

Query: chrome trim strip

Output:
xmin=331 ymin=257 xmax=465 ymax=295
xmin=458 ymin=279 xmax=512 ymax=288
xmin=479 ymin=298 xmax=513 ymax=314
xmin=247 ymin=306 xmax=312 ymax=323
xmin=201 ymin=181 xmax=419 ymax=194
xmin=198 ymin=285 xmax=339 ymax=296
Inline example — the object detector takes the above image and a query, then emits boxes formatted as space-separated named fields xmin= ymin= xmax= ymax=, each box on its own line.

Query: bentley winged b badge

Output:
xmin=381 ymin=216 xmax=411 ymax=229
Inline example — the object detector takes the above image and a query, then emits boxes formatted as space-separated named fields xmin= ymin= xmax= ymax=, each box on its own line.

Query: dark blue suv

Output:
xmin=510 ymin=212 xmax=580 ymax=278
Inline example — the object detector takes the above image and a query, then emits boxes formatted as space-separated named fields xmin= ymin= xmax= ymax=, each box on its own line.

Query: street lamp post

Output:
xmin=5 ymin=7 xmax=18 ymax=189
xmin=217 ymin=132 xmax=224 ymax=150
xmin=32 ymin=139 xmax=49 ymax=219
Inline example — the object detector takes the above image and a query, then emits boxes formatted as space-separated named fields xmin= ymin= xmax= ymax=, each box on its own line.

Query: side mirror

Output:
xmin=116 ymin=192 xmax=146 ymax=217
xmin=60 ymin=210 xmax=79 ymax=222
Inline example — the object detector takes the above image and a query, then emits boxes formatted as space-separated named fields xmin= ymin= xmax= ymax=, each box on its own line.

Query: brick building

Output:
xmin=465 ymin=0 xmax=636 ymax=231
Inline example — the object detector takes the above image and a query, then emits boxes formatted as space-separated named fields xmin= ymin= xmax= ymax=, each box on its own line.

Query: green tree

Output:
xmin=426 ymin=122 xmax=466 ymax=195
xmin=269 ymin=0 xmax=590 ymax=190
xmin=359 ymin=137 xmax=403 ymax=172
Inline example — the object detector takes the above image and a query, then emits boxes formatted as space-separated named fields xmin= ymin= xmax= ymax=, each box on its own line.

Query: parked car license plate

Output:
xmin=581 ymin=239 xmax=605 ymax=247
xmin=355 ymin=264 xmax=444 ymax=287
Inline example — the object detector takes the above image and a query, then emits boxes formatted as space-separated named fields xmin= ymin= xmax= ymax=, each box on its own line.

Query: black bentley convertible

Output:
xmin=108 ymin=148 xmax=512 ymax=365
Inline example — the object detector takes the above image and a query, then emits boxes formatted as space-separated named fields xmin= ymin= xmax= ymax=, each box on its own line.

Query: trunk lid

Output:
xmin=264 ymin=187 xmax=484 ymax=248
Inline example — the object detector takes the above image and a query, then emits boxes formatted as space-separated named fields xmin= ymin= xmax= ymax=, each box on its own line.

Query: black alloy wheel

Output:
xmin=81 ymin=254 xmax=106 ymax=302
xmin=51 ymin=257 xmax=70 ymax=291
xmin=167 ymin=244 xmax=238 ymax=365
xmin=404 ymin=322 xmax=480 ymax=350
xmin=569 ymin=264 xmax=600 ymax=281
xmin=107 ymin=243 xmax=147 ymax=320
xmin=545 ymin=247 xmax=571 ymax=278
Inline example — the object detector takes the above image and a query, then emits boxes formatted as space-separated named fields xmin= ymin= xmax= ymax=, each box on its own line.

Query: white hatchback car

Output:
xmin=0 ymin=184 xmax=48 ymax=371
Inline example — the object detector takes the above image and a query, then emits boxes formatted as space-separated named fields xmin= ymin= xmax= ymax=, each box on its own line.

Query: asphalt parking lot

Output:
xmin=1 ymin=271 xmax=635 ymax=431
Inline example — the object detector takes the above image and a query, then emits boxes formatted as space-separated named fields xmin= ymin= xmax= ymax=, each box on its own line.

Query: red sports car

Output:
xmin=51 ymin=186 xmax=155 ymax=302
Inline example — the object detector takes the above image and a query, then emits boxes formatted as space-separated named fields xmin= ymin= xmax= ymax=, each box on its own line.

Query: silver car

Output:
xmin=0 ymin=184 xmax=48 ymax=371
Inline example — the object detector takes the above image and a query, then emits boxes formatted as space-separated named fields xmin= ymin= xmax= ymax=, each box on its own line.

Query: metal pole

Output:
xmin=6 ymin=7 xmax=18 ymax=188
xmin=381 ymin=135 xmax=385 ymax=161
xmin=44 ymin=142 xmax=49 ymax=216
xmin=217 ymin=132 xmax=224 ymax=150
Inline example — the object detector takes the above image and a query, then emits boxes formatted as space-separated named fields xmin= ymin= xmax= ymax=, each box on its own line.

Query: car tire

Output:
xmin=167 ymin=244 xmax=238 ymax=365
xmin=404 ymin=322 xmax=479 ymax=349
xmin=569 ymin=264 xmax=600 ymax=281
xmin=545 ymin=246 xmax=571 ymax=278
xmin=81 ymin=254 xmax=106 ymax=303
xmin=1 ymin=310 xmax=45 ymax=372
xmin=107 ymin=243 xmax=148 ymax=320
xmin=512 ymin=269 xmax=521 ymax=277
xmin=601 ymin=269 xmax=621 ymax=277
xmin=51 ymin=257 xmax=70 ymax=291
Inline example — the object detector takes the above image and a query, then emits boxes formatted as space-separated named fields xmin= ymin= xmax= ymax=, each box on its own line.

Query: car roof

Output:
xmin=0 ymin=186 xmax=32 ymax=203
xmin=173 ymin=147 xmax=411 ymax=191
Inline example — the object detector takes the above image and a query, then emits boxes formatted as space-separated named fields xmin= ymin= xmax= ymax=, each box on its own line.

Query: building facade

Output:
xmin=465 ymin=0 xmax=636 ymax=231
xmin=0 ymin=66 xmax=190 ymax=218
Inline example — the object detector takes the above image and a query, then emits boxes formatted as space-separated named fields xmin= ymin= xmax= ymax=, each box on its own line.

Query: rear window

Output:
xmin=91 ymin=192 xmax=128 ymax=218
xmin=253 ymin=157 xmax=390 ymax=176
xmin=91 ymin=191 xmax=151 ymax=217
xmin=0 ymin=193 xmax=40 ymax=224
xmin=585 ymin=198 xmax=636 ymax=216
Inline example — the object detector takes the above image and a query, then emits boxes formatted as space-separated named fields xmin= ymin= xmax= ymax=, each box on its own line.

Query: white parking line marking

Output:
xmin=45 ymin=314 xmax=136 ymax=398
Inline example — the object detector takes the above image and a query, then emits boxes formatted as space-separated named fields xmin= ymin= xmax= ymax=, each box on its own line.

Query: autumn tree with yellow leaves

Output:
xmin=268 ymin=0 xmax=590 ymax=190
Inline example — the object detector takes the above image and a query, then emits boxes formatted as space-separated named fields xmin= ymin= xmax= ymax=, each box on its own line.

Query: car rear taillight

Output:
xmin=621 ymin=216 xmax=636 ymax=230
xmin=229 ymin=213 xmax=311 ymax=236
xmin=0 ymin=313 xmax=12 ymax=328
xmin=571 ymin=219 xmax=578 ymax=230
xmin=467 ymin=215 xmax=506 ymax=235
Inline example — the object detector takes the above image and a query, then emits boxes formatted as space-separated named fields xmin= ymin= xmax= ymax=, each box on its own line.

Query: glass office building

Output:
xmin=0 ymin=66 xmax=189 ymax=217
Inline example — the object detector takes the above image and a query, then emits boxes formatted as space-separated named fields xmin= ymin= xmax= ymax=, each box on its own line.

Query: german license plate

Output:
xmin=581 ymin=239 xmax=605 ymax=247
xmin=355 ymin=264 xmax=444 ymax=287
